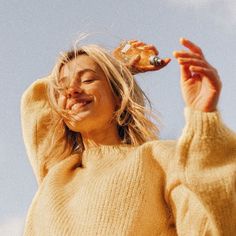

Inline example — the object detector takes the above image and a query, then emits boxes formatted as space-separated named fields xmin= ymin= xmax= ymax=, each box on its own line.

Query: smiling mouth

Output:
xmin=71 ymin=101 xmax=92 ymax=111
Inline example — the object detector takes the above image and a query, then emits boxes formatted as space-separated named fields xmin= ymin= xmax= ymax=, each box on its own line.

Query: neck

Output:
xmin=80 ymin=124 xmax=122 ymax=150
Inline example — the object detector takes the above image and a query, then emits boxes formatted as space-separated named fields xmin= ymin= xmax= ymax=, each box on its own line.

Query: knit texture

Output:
xmin=21 ymin=77 xmax=236 ymax=236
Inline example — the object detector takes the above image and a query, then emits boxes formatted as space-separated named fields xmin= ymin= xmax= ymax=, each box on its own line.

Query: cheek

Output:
xmin=96 ymin=90 xmax=116 ymax=112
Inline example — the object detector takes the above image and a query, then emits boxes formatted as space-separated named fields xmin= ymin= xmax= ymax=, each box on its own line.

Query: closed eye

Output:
xmin=82 ymin=79 xmax=96 ymax=83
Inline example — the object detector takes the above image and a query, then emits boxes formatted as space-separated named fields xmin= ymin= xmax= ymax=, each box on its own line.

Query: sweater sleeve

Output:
xmin=167 ymin=107 xmax=236 ymax=236
xmin=20 ymin=76 xmax=59 ymax=185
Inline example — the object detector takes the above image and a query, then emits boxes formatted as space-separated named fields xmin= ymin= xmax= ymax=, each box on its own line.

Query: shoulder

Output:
xmin=137 ymin=139 xmax=177 ymax=172
xmin=140 ymin=139 xmax=177 ymax=155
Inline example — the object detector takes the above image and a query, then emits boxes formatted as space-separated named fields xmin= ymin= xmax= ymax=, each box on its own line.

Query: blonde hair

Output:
xmin=43 ymin=43 xmax=159 ymax=172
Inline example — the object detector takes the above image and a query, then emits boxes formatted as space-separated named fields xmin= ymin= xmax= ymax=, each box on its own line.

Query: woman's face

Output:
xmin=59 ymin=54 xmax=119 ymax=133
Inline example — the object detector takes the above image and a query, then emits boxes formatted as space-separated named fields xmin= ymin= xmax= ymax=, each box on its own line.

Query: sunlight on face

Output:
xmin=59 ymin=54 xmax=118 ymax=133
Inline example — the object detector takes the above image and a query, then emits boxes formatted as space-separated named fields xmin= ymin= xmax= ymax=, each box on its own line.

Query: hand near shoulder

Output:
xmin=173 ymin=38 xmax=222 ymax=112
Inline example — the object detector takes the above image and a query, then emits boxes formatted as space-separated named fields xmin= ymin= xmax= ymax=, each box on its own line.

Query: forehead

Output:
xmin=59 ymin=54 xmax=103 ymax=77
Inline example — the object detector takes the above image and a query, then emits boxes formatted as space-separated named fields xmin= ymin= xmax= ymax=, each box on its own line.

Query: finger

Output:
xmin=189 ymin=66 xmax=221 ymax=88
xmin=136 ymin=65 xmax=158 ymax=72
xmin=191 ymin=73 xmax=202 ymax=81
xmin=131 ymin=41 xmax=145 ymax=47
xmin=173 ymin=50 xmax=202 ymax=60
xmin=189 ymin=66 xmax=216 ymax=79
xmin=143 ymin=45 xmax=159 ymax=55
xmin=180 ymin=38 xmax=204 ymax=57
xmin=127 ymin=40 xmax=138 ymax=44
xmin=129 ymin=54 xmax=141 ymax=66
xmin=163 ymin=57 xmax=171 ymax=65
xmin=180 ymin=65 xmax=191 ymax=82
xmin=178 ymin=58 xmax=208 ymax=68
xmin=136 ymin=58 xmax=171 ymax=72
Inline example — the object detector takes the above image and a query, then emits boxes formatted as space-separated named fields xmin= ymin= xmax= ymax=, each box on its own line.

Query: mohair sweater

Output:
xmin=21 ymin=77 xmax=236 ymax=236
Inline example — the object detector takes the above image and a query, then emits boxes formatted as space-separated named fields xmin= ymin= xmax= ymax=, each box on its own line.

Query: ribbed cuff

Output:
xmin=183 ymin=107 xmax=222 ymax=137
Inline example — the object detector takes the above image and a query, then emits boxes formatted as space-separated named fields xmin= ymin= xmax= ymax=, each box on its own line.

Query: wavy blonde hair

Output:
xmin=43 ymin=43 xmax=159 ymax=171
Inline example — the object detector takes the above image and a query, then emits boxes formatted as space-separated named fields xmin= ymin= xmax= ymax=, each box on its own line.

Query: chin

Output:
xmin=65 ymin=116 xmax=94 ymax=133
xmin=65 ymin=120 xmax=85 ymax=133
xmin=64 ymin=111 xmax=114 ymax=133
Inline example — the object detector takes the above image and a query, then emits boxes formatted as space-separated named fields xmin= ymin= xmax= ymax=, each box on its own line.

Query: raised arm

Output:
xmin=21 ymin=76 xmax=61 ymax=185
xmin=166 ymin=107 xmax=236 ymax=235
xmin=167 ymin=38 xmax=236 ymax=235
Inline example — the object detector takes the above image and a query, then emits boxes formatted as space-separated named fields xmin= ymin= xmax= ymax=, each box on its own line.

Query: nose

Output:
xmin=66 ymin=86 xmax=82 ymax=98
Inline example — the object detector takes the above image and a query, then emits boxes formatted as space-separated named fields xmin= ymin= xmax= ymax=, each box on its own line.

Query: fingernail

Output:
xmin=180 ymin=37 xmax=187 ymax=44
xmin=165 ymin=58 xmax=171 ymax=64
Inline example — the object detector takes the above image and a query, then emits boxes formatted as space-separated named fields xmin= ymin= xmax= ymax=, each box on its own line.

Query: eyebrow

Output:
xmin=59 ymin=68 xmax=97 ymax=82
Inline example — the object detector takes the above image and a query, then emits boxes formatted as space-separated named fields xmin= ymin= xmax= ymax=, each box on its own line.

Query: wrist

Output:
xmin=186 ymin=104 xmax=217 ymax=113
xmin=183 ymin=106 xmax=221 ymax=137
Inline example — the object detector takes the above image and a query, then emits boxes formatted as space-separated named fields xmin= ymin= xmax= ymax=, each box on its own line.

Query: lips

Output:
xmin=67 ymin=98 xmax=93 ymax=111
xmin=71 ymin=101 xmax=92 ymax=111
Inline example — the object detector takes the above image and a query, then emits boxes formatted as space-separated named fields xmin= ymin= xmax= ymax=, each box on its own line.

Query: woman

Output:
xmin=21 ymin=38 xmax=236 ymax=235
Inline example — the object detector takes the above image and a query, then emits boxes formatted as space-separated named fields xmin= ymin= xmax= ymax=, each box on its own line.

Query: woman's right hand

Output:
xmin=112 ymin=40 xmax=171 ymax=74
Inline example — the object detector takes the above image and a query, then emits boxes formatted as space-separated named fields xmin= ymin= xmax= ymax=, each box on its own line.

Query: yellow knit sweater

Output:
xmin=21 ymin=77 xmax=236 ymax=236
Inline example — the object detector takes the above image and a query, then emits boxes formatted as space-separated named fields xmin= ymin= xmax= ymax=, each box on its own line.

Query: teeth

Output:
xmin=71 ymin=101 xmax=90 ymax=111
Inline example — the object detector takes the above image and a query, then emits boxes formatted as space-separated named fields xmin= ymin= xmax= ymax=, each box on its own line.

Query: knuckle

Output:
xmin=198 ymin=48 xmax=203 ymax=54
xmin=213 ymin=67 xmax=218 ymax=74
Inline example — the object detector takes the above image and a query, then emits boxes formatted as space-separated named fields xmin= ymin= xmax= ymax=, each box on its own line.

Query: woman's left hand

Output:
xmin=173 ymin=38 xmax=222 ymax=112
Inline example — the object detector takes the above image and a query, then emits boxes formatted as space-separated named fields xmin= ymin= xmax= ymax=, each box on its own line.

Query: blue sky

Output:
xmin=1 ymin=0 xmax=236 ymax=235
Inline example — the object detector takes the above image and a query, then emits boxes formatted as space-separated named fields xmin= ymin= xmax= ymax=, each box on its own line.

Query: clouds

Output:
xmin=0 ymin=216 xmax=25 ymax=236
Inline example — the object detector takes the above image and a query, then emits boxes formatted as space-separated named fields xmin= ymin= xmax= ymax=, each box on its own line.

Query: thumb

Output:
xmin=129 ymin=54 xmax=141 ymax=66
